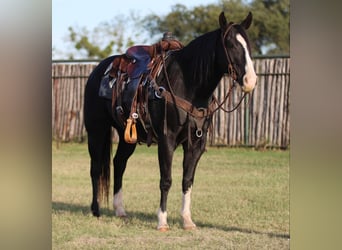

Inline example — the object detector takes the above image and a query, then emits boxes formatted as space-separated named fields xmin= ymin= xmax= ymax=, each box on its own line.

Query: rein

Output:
xmin=211 ymin=78 xmax=249 ymax=114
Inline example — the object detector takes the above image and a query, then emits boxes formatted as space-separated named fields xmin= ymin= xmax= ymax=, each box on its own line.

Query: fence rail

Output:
xmin=52 ymin=57 xmax=290 ymax=148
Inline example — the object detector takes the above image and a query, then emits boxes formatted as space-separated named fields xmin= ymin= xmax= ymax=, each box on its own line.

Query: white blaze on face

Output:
xmin=236 ymin=34 xmax=257 ymax=93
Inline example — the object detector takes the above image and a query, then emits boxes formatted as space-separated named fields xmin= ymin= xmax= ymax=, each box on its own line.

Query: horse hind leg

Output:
xmin=90 ymin=159 xmax=101 ymax=217
xmin=113 ymin=188 xmax=126 ymax=217
xmin=113 ymin=136 xmax=137 ymax=217
xmin=87 ymin=128 xmax=112 ymax=217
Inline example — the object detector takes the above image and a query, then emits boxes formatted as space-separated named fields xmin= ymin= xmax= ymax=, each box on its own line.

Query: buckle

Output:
xmin=195 ymin=129 xmax=203 ymax=138
xmin=197 ymin=107 xmax=207 ymax=117
xmin=155 ymin=86 xmax=166 ymax=99
xmin=116 ymin=106 xmax=124 ymax=115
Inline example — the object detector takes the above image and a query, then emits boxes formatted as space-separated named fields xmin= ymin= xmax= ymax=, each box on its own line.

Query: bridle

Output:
xmin=211 ymin=22 xmax=251 ymax=114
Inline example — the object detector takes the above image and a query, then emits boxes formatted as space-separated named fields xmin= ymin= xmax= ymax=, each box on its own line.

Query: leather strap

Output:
xmin=161 ymin=90 xmax=214 ymax=118
xmin=150 ymin=78 xmax=215 ymax=119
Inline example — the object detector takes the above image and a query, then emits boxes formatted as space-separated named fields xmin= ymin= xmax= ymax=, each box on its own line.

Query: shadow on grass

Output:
xmin=52 ymin=201 xmax=109 ymax=216
xmin=196 ymin=221 xmax=290 ymax=239
xmin=52 ymin=201 xmax=156 ymax=223
xmin=52 ymin=201 xmax=289 ymax=239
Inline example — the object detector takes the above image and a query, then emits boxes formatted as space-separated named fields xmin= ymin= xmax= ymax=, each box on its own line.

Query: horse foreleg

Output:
xmin=113 ymin=137 xmax=136 ymax=217
xmin=181 ymin=140 xmax=206 ymax=230
xmin=157 ymin=136 xmax=175 ymax=231
xmin=181 ymin=186 xmax=196 ymax=230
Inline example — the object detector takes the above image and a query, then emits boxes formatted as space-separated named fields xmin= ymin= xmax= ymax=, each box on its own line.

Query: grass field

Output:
xmin=52 ymin=143 xmax=289 ymax=249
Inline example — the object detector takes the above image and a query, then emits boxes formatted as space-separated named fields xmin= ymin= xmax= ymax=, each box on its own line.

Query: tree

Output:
xmin=142 ymin=4 xmax=223 ymax=46
xmin=249 ymin=0 xmax=289 ymax=54
xmin=142 ymin=0 xmax=289 ymax=55
xmin=64 ymin=13 xmax=146 ymax=59
xmin=62 ymin=0 xmax=289 ymax=58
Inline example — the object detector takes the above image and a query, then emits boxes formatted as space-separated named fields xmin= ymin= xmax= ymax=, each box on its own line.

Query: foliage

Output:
xmin=63 ymin=0 xmax=289 ymax=59
xmin=52 ymin=143 xmax=289 ymax=249
xmin=68 ymin=25 xmax=116 ymax=59
xmin=65 ymin=13 xmax=144 ymax=59
xmin=141 ymin=4 xmax=220 ymax=45
xmin=143 ymin=0 xmax=289 ymax=55
xmin=249 ymin=0 xmax=290 ymax=55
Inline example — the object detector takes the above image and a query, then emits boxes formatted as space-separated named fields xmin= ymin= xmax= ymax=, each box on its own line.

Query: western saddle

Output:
xmin=99 ymin=32 xmax=184 ymax=144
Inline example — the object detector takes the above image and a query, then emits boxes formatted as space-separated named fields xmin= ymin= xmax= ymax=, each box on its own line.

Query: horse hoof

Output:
xmin=183 ymin=222 xmax=197 ymax=230
xmin=118 ymin=215 xmax=129 ymax=223
xmin=184 ymin=225 xmax=197 ymax=230
xmin=157 ymin=225 xmax=169 ymax=232
xmin=91 ymin=203 xmax=100 ymax=217
xmin=117 ymin=214 xmax=128 ymax=221
xmin=115 ymin=211 xmax=127 ymax=218
xmin=158 ymin=227 xmax=169 ymax=232
xmin=115 ymin=206 xmax=127 ymax=218
xmin=91 ymin=209 xmax=100 ymax=217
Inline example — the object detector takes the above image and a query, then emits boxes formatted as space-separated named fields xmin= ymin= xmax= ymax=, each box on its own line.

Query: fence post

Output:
xmin=244 ymin=94 xmax=249 ymax=145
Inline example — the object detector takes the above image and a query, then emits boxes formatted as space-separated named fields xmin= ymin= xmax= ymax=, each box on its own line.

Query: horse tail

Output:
xmin=98 ymin=127 xmax=112 ymax=205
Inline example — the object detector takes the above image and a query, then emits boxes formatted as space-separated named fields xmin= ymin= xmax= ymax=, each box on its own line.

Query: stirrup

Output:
xmin=124 ymin=118 xmax=137 ymax=144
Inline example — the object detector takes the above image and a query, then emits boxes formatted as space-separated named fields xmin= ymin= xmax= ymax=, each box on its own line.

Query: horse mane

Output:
xmin=173 ymin=29 xmax=222 ymax=93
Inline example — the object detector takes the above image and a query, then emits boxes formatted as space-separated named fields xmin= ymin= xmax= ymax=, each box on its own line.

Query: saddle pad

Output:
xmin=98 ymin=75 xmax=115 ymax=100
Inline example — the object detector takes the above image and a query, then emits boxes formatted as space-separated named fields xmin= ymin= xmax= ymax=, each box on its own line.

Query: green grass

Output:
xmin=52 ymin=143 xmax=289 ymax=249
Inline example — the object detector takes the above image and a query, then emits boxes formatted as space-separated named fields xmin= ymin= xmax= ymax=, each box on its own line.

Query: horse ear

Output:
xmin=240 ymin=12 xmax=253 ymax=30
xmin=219 ymin=11 xmax=228 ymax=30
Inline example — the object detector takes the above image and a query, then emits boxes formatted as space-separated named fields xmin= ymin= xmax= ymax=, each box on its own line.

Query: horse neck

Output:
xmin=172 ymin=30 xmax=225 ymax=107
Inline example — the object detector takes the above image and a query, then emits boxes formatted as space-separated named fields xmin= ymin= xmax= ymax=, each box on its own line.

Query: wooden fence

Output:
xmin=52 ymin=56 xmax=290 ymax=148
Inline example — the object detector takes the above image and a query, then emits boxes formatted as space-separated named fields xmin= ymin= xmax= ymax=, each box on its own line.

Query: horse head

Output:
xmin=219 ymin=12 xmax=257 ymax=93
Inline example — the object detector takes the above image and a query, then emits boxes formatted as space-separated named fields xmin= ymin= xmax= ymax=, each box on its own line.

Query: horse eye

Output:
xmin=226 ymin=40 xmax=234 ymax=48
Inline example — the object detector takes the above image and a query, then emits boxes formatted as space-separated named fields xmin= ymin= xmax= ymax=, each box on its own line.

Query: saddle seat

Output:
xmin=109 ymin=39 xmax=183 ymax=79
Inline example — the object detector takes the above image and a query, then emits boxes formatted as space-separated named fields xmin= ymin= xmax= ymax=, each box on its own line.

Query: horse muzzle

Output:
xmin=241 ymin=73 xmax=257 ymax=93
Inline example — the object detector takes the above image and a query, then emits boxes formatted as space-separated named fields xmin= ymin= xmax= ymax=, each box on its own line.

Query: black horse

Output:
xmin=84 ymin=12 xmax=257 ymax=231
